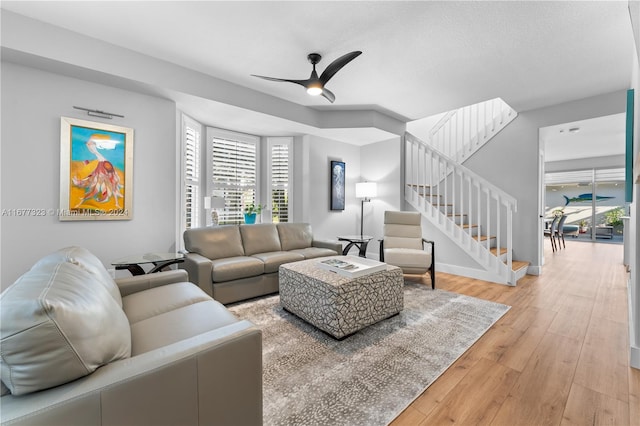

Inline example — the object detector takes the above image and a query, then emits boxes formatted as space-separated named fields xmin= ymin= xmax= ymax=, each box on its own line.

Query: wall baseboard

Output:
xmin=527 ymin=265 xmax=541 ymax=275
xmin=436 ymin=263 xmax=510 ymax=286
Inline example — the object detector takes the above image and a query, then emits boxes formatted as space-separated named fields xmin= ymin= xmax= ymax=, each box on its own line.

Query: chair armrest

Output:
xmin=115 ymin=270 xmax=189 ymax=297
xmin=312 ymin=239 xmax=343 ymax=254
xmin=422 ymin=238 xmax=435 ymax=253
xmin=1 ymin=321 xmax=263 ymax=426
xmin=422 ymin=238 xmax=435 ymax=246
xmin=179 ymin=252 xmax=214 ymax=297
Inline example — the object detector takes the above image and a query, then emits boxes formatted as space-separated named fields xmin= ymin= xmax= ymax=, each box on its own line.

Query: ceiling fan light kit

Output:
xmin=251 ymin=51 xmax=362 ymax=103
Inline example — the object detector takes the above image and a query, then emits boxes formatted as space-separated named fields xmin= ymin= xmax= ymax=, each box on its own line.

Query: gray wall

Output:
xmin=1 ymin=62 xmax=178 ymax=289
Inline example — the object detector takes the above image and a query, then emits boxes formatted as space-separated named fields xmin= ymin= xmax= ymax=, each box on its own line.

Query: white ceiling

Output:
xmin=541 ymin=113 xmax=627 ymax=162
xmin=1 ymin=1 xmax=635 ymax=144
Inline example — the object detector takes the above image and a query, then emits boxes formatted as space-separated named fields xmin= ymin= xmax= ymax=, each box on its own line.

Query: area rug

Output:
xmin=227 ymin=282 xmax=510 ymax=426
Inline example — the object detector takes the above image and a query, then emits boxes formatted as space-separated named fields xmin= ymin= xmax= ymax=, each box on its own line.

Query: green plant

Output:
xmin=244 ymin=203 xmax=265 ymax=215
xmin=604 ymin=207 xmax=625 ymax=227
xmin=552 ymin=208 xmax=564 ymax=218
xmin=578 ymin=219 xmax=588 ymax=227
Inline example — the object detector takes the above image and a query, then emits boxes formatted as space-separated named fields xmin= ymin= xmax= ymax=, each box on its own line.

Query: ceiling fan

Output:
xmin=251 ymin=51 xmax=362 ymax=103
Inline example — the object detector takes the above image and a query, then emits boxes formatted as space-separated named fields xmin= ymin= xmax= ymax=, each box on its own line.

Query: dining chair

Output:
xmin=544 ymin=215 xmax=559 ymax=252
xmin=554 ymin=215 xmax=568 ymax=249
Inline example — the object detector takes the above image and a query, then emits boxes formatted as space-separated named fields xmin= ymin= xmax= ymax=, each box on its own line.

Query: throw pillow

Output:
xmin=0 ymin=252 xmax=131 ymax=395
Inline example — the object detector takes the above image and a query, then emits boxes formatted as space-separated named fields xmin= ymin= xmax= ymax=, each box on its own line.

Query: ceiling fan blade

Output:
xmin=251 ymin=74 xmax=310 ymax=88
xmin=321 ymin=88 xmax=336 ymax=103
xmin=319 ymin=51 xmax=362 ymax=85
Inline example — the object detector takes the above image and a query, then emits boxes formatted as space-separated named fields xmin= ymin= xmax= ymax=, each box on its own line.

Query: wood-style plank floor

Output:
xmin=390 ymin=239 xmax=639 ymax=426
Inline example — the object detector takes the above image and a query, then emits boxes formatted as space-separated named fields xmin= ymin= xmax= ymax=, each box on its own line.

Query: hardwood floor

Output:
xmin=390 ymin=239 xmax=639 ymax=426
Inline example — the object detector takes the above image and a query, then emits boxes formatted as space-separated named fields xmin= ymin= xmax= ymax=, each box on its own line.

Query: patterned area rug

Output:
xmin=227 ymin=281 xmax=510 ymax=426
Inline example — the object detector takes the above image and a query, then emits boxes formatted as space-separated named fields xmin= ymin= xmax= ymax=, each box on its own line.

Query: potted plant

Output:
xmin=578 ymin=219 xmax=588 ymax=234
xmin=604 ymin=207 xmax=625 ymax=235
xmin=243 ymin=203 xmax=265 ymax=224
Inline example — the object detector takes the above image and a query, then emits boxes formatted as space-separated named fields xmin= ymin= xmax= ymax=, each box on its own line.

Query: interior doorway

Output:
xmin=538 ymin=113 xmax=627 ymax=263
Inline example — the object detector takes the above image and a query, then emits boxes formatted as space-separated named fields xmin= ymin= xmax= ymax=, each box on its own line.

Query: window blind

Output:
xmin=212 ymin=136 xmax=257 ymax=225
xmin=184 ymin=121 xmax=200 ymax=229
xmin=270 ymin=143 xmax=289 ymax=223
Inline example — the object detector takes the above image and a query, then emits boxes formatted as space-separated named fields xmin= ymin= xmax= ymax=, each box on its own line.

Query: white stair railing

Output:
xmin=428 ymin=97 xmax=517 ymax=164
xmin=405 ymin=132 xmax=518 ymax=285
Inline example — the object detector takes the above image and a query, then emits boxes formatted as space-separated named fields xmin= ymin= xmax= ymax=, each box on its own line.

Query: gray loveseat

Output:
xmin=0 ymin=246 xmax=262 ymax=425
xmin=182 ymin=223 xmax=342 ymax=304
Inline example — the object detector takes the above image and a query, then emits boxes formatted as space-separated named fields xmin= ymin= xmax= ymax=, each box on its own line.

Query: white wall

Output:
xmin=360 ymin=137 xmax=402 ymax=257
xmin=628 ymin=0 xmax=640 ymax=369
xmin=1 ymin=62 xmax=178 ymax=289
xmin=304 ymin=135 xmax=361 ymax=244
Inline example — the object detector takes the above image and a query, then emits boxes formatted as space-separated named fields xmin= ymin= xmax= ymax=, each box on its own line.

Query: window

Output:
xmin=208 ymin=128 xmax=260 ymax=225
xmin=268 ymin=137 xmax=293 ymax=223
xmin=181 ymin=115 xmax=201 ymax=231
xmin=180 ymin=122 xmax=294 ymax=232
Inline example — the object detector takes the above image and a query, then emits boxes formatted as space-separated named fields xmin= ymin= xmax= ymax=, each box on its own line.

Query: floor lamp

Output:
xmin=355 ymin=182 xmax=377 ymax=238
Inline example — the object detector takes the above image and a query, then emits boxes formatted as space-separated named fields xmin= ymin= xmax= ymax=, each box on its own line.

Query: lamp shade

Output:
xmin=204 ymin=196 xmax=225 ymax=209
xmin=210 ymin=196 xmax=226 ymax=209
xmin=355 ymin=182 xmax=377 ymax=199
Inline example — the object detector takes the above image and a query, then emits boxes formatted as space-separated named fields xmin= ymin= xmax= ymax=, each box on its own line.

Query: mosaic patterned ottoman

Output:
xmin=279 ymin=257 xmax=404 ymax=339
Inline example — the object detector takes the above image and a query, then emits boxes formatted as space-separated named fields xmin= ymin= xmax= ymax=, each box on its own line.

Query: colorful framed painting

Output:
xmin=330 ymin=160 xmax=345 ymax=211
xmin=59 ymin=117 xmax=133 ymax=221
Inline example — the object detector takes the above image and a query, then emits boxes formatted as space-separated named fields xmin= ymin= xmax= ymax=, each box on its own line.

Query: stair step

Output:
xmin=511 ymin=260 xmax=529 ymax=272
xmin=472 ymin=235 xmax=495 ymax=242
xmin=447 ymin=213 xmax=467 ymax=225
xmin=459 ymin=223 xmax=479 ymax=230
xmin=490 ymin=247 xmax=507 ymax=256
xmin=409 ymin=184 xmax=438 ymax=196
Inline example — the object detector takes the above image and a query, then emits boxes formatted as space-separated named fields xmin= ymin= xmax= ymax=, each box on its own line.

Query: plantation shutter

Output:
xmin=269 ymin=139 xmax=292 ymax=223
xmin=183 ymin=118 xmax=200 ymax=229
xmin=211 ymin=135 xmax=258 ymax=225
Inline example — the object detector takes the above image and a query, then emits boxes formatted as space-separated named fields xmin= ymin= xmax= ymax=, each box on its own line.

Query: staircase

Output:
xmin=427 ymin=97 xmax=517 ymax=164
xmin=405 ymin=99 xmax=528 ymax=285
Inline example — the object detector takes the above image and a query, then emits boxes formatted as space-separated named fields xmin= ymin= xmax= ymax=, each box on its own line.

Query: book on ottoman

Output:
xmin=316 ymin=256 xmax=386 ymax=278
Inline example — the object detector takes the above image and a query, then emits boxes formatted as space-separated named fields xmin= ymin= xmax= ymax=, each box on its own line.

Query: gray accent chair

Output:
xmin=1 ymin=246 xmax=262 ymax=426
xmin=182 ymin=223 xmax=342 ymax=304
xmin=379 ymin=211 xmax=435 ymax=289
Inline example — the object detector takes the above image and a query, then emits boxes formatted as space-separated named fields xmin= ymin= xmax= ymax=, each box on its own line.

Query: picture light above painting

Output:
xmin=59 ymin=116 xmax=133 ymax=221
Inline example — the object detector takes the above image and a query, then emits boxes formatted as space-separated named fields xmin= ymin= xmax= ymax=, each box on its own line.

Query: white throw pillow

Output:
xmin=0 ymin=250 xmax=131 ymax=395
xmin=31 ymin=246 xmax=123 ymax=307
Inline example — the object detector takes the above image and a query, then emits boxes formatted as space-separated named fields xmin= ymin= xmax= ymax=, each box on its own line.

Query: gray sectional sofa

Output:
xmin=182 ymin=223 xmax=342 ymax=304
xmin=0 ymin=246 xmax=262 ymax=425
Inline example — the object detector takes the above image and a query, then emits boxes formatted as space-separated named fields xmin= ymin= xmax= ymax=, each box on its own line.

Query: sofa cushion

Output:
xmin=276 ymin=223 xmax=313 ymax=251
xmin=122 ymin=282 xmax=211 ymax=324
xmin=251 ymin=251 xmax=305 ymax=274
xmin=0 ymin=256 xmax=131 ymax=395
xmin=32 ymin=246 xmax=123 ymax=307
xmin=184 ymin=226 xmax=245 ymax=260
xmin=290 ymin=247 xmax=340 ymax=259
xmin=129 ymin=300 xmax=238 ymax=355
xmin=240 ymin=224 xmax=281 ymax=255
xmin=211 ymin=256 xmax=264 ymax=282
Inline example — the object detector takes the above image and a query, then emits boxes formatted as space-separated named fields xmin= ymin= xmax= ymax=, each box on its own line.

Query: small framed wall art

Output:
xmin=59 ymin=116 xmax=133 ymax=221
xmin=330 ymin=160 xmax=345 ymax=211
